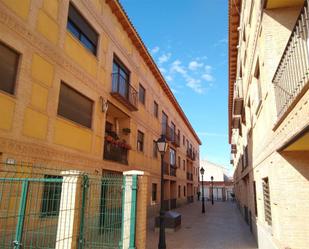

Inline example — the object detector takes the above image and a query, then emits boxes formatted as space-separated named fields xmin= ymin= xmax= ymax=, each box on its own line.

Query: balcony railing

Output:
xmin=103 ymin=140 xmax=128 ymax=164
xmin=273 ymin=2 xmax=309 ymax=123
xmin=186 ymin=149 xmax=196 ymax=161
xmin=233 ymin=78 xmax=244 ymax=116
xmin=111 ymin=73 xmax=138 ymax=111
xmin=171 ymin=132 xmax=180 ymax=147
xmin=170 ymin=165 xmax=177 ymax=177
xmin=186 ymin=172 xmax=193 ymax=181
xmin=161 ymin=123 xmax=171 ymax=141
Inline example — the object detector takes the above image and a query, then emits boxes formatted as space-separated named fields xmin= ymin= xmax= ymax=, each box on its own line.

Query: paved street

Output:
xmin=147 ymin=201 xmax=258 ymax=249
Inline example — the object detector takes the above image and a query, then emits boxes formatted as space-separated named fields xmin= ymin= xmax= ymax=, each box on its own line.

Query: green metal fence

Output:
xmin=0 ymin=162 xmax=125 ymax=249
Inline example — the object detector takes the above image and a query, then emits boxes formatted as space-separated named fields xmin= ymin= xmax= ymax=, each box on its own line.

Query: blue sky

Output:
xmin=119 ymin=0 xmax=231 ymax=171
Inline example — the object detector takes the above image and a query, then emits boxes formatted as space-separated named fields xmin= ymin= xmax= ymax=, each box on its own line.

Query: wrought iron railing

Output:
xmin=186 ymin=149 xmax=196 ymax=161
xmin=161 ymin=123 xmax=171 ymax=141
xmin=171 ymin=132 xmax=180 ymax=147
xmin=103 ymin=140 xmax=128 ymax=164
xmin=170 ymin=165 xmax=176 ymax=177
xmin=111 ymin=73 xmax=138 ymax=110
xmin=186 ymin=172 xmax=193 ymax=181
xmin=273 ymin=2 xmax=309 ymax=121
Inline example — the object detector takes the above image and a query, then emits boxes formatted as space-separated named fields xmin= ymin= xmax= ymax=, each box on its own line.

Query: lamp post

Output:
xmin=156 ymin=135 xmax=168 ymax=249
xmin=200 ymin=167 xmax=205 ymax=213
xmin=211 ymin=176 xmax=214 ymax=205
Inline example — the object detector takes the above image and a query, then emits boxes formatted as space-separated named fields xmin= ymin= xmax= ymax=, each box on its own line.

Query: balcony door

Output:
xmin=113 ymin=59 xmax=129 ymax=99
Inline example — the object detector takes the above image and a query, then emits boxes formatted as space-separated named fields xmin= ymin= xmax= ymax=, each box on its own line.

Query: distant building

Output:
xmin=199 ymin=160 xmax=234 ymax=201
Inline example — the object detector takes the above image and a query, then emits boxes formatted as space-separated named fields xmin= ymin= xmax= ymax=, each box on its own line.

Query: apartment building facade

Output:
xmin=0 ymin=0 xmax=201 ymax=219
xmin=229 ymin=0 xmax=309 ymax=248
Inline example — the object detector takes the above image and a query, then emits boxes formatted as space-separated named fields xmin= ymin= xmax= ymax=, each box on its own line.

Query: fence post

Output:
xmin=121 ymin=170 xmax=149 ymax=249
xmin=55 ymin=170 xmax=83 ymax=249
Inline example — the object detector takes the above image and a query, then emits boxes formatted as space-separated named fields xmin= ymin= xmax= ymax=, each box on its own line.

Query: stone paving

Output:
xmin=146 ymin=201 xmax=258 ymax=249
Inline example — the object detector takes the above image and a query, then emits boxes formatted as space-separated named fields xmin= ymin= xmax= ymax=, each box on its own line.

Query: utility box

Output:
xmin=155 ymin=211 xmax=181 ymax=232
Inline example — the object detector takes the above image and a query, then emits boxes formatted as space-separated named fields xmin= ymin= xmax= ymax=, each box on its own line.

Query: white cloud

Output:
xmin=170 ymin=60 xmax=187 ymax=75
xmin=197 ymin=132 xmax=227 ymax=137
xmin=151 ymin=46 xmax=160 ymax=54
xmin=188 ymin=61 xmax=203 ymax=71
xmin=184 ymin=76 xmax=204 ymax=94
xmin=158 ymin=53 xmax=172 ymax=64
xmin=159 ymin=67 xmax=166 ymax=74
xmin=214 ymin=38 xmax=228 ymax=47
xmin=166 ymin=75 xmax=173 ymax=82
xmin=202 ymin=73 xmax=214 ymax=82
xmin=204 ymin=65 xmax=212 ymax=73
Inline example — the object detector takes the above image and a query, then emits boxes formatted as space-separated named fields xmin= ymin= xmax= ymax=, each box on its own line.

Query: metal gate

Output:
xmin=0 ymin=163 xmax=124 ymax=249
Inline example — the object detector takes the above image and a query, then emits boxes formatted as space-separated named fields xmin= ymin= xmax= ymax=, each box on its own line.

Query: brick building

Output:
xmin=228 ymin=0 xmax=309 ymax=248
xmin=0 ymin=0 xmax=201 ymax=229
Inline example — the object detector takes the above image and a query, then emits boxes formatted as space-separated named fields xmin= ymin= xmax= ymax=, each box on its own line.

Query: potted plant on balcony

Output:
xmin=105 ymin=135 xmax=114 ymax=142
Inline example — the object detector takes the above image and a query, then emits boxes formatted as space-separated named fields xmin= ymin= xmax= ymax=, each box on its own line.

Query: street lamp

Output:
xmin=200 ymin=167 xmax=205 ymax=213
xmin=211 ymin=176 xmax=214 ymax=205
xmin=156 ymin=135 xmax=168 ymax=249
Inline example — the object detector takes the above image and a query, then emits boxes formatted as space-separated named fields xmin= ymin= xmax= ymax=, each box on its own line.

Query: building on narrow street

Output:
xmin=228 ymin=0 xmax=309 ymax=249
xmin=199 ymin=160 xmax=234 ymax=201
xmin=0 ymin=0 xmax=201 ymax=246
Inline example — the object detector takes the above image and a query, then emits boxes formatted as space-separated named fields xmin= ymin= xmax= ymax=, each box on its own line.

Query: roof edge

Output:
xmin=105 ymin=0 xmax=202 ymax=145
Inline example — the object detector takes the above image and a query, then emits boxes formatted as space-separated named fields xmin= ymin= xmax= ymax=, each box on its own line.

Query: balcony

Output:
xmin=186 ymin=172 xmax=193 ymax=181
xmin=273 ymin=2 xmax=309 ymax=126
xmin=171 ymin=132 xmax=180 ymax=147
xmin=161 ymin=124 xmax=171 ymax=141
xmin=103 ymin=140 xmax=129 ymax=165
xmin=265 ymin=0 xmax=303 ymax=9
xmin=111 ymin=73 xmax=138 ymax=111
xmin=233 ymin=79 xmax=244 ymax=116
xmin=186 ymin=148 xmax=196 ymax=161
xmin=170 ymin=165 xmax=177 ymax=177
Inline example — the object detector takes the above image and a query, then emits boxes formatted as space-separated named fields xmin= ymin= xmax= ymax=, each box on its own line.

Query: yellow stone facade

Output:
xmin=229 ymin=0 xmax=309 ymax=249
xmin=0 ymin=0 xmax=200 ymax=234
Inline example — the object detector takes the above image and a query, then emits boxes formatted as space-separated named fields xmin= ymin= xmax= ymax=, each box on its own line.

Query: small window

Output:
xmin=139 ymin=84 xmax=145 ymax=105
xmin=178 ymin=185 xmax=181 ymax=198
xmin=253 ymin=181 xmax=258 ymax=217
xmin=183 ymin=160 xmax=185 ymax=171
xmin=178 ymin=156 xmax=181 ymax=168
xmin=183 ymin=135 xmax=185 ymax=146
xmin=57 ymin=82 xmax=93 ymax=128
xmin=152 ymin=183 xmax=157 ymax=202
xmin=0 ymin=42 xmax=19 ymax=95
xmin=162 ymin=111 xmax=168 ymax=135
xmin=137 ymin=130 xmax=144 ymax=152
xmin=183 ymin=186 xmax=186 ymax=197
xmin=41 ymin=175 xmax=63 ymax=217
xmin=153 ymin=140 xmax=158 ymax=158
xmin=153 ymin=101 xmax=158 ymax=118
xmin=67 ymin=4 xmax=98 ymax=55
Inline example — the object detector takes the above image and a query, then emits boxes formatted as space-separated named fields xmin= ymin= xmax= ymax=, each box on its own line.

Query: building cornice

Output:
xmin=228 ymin=0 xmax=241 ymax=143
xmin=105 ymin=0 xmax=201 ymax=145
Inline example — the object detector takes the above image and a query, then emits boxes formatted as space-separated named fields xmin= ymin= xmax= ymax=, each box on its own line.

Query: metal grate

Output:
xmin=0 ymin=162 xmax=125 ymax=249
xmin=262 ymin=177 xmax=272 ymax=226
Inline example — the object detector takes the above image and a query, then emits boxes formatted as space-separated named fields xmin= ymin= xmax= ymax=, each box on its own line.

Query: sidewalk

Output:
xmin=146 ymin=201 xmax=258 ymax=249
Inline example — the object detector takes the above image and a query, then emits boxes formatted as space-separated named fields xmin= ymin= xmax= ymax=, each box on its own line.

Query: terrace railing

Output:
xmin=273 ymin=1 xmax=309 ymax=123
